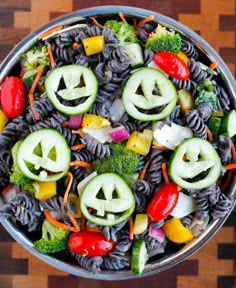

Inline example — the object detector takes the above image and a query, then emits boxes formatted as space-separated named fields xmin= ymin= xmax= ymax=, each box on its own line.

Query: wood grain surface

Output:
xmin=0 ymin=1 xmax=235 ymax=287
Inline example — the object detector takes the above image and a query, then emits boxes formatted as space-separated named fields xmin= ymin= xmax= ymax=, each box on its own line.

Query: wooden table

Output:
xmin=0 ymin=1 xmax=235 ymax=288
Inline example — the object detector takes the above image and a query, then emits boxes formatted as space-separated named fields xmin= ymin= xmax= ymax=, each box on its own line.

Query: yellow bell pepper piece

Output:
xmin=177 ymin=51 xmax=189 ymax=64
xmin=82 ymin=35 xmax=105 ymax=56
xmin=82 ymin=114 xmax=110 ymax=129
xmin=133 ymin=214 xmax=149 ymax=235
xmin=0 ymin=109 xmax=8 ymax=133
xmin=35 ymin=181 xmax=57 ymax=200
xmin=126 ymin=129 xmax=153 ymax=156
xmin=163 ymin=217 xmax=194 ymax=244
xmin=177 ymin=89 xmax=194 ymax=112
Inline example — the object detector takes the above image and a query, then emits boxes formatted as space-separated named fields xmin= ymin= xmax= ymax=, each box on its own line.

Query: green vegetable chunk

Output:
xmin=169 ymin=138 xmax=222 ymax=189
xmin=146 ymin=24 xmax=182 ymax=54
xmin=34 ymin=219 xmax=70 ymax=254
xmin=104 ymin=20 xmax=139 ymax=44
xmin=17 ymin=128 xmax=71 ymax=182
xmin=45 ymin=64 xmax=98 ymax=115
xmin=80 ymin=173 xmax=135 ymax=226
xmin=122 ymin=67 xmax=177 ymax=121
xmin=131 ymin=239 xmax=149 ymax=275
xmin=93 ymin=141 xmax=139 ymax=178
xmin=21 ymin=45 xmax=49 ymax=71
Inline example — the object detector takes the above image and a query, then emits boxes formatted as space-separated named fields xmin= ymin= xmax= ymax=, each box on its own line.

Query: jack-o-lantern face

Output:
xmin=17 ymin=129 xmax=71 ymax=181
xmin=80 ymin=173 xmax=135 ymax=226
xmin=169 ymin=138 xmax=222 ymax=189
xmin=122 ymin=67 xmax=177 ymax=122
xmin=45 ymin=65 xmax=98 ymax=115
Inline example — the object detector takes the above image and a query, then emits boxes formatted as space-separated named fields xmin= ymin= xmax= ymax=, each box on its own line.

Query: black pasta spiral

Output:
xmin=144 ymin=149 xmax=164 ymax=184
xmin=188 ymin=58 xmax=208 ymax=83
xmin=185 ymin=109 xmax=207 ymax=139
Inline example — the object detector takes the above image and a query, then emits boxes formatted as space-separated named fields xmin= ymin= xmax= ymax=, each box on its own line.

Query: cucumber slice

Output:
xmin=219 ymin=110 xmax=236 ymax=137
xmin=122 ymin=67 xmax=177 ymax=121
xmin=17 ymin=128 xmax=71 ymax=181
xmin=80 ymin=173 xmax=135 ymax=226
xmin=207 ymin=117 xmax=221 ymax=138
xmin=169 ymin=137 xmax=221 ymax=189
xmin=131 ymin=239 xmax=149 ymax=275
xmin=124 ymin=43 xmax=144 ymax=68
xmin=45 ymin=64 xmax=98 ymax=115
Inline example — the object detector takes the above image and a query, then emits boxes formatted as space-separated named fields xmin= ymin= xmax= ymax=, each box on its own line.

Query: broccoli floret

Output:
xmin=146 ymin=24 xmax=182 ymax=54
xmin=195 ymin=79 xmax=218 ymax=111
xmin=104 ymin=20 xmax=139 ymax=44
xmin=93 ymin=141 xmax=140 ymax=178
xmin=34 ymin=219 xmax=70 ymax=254
xmin=9 ymin=141 xmax=35 ymax=193
xmin=21 ymin=45 xmax=49 ymax=71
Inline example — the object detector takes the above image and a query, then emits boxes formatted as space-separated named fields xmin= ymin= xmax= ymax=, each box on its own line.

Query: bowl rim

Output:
xmin=0 ymin=5 xmax=235 ymax=281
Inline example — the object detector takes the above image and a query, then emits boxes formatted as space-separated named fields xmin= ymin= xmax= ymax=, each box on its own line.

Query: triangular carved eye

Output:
xmin=33 ymin=143 xmax=42 ymax=157
xmin=47 ymin=146 xmax=57 ymax=161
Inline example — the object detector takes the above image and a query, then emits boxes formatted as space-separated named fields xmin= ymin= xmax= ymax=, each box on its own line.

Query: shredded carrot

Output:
xmin=90 ymin=17 xmax=103 ymax=29
xmin=183 ymin=109 xmax=190 ymax=113
xmin=152 ymin=145 xmax=169 ymax=150
xmin=19 ymin=69 xmax=25 ymax=79
xmin=47 ymin=43 xmax=55 ymax=68
xmin=139 ymin=158 xmax=151 ymax=180
xmin=69 ymin=160 xmax=92 ymax=168
xmin=72 ymin=129 xmax=85 ymax=137
xmin=221 ymin=140 xmax=236 ymax=192
xmin=28 ymin=93 xmax=40 ymax=120
xmin=71 ymin=144 xmax=86 ymax=151
xmin=206 ymin=127 xmax=213 ymax=143
xmin=28 ymin=65 xmax=44 ymax=96
xmin=72 ymin=42 xmax=79 ymax=50
xmin=62 ymin=172 xmax=80 ymax=231
xmin=38 ymin=25 xmax=63 ymax=40
xmin=80 ymin=213 xmax=86 ymax=231
xmin=44 ymin=210 xmax=77 ymax=232
xmin=85 ymin=226 xmax=101 ymax=232
xmin=63 ymin=172 xmax=73 ymax=209
xmin=61 ymin=121 xmax=69 ymax=127
xmin=1 ymin=184 xmax=14 ymax=196
xmin=161 ymin=162 xmax=170 ymax=184
xmin=128 ymin=216 xmax=134 ymax=240
xmin=224 ymin=164 xmax=236 ymax=171
xmin=135 ymin=15 xmax=154 ymax=28
xmin=118 ymin=12 xmax=127 ymax=23
xmin=66 ymin=211 xmax=80 ymax=232
xmin=209 ymin=61 xmax=218 ymax=70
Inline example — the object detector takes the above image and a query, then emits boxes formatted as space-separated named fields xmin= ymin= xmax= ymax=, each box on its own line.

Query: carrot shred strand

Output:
xmin=209 ymin=61 xmax=218 ymax=70
xmin=63 ymin=172 xmax=74 ymax=209
xmin=44 ymin=210 xmax=77 ymax=232
xmin=206 ymin=127 xmax=213 ymax=143
xmin=90 ymin=17 xmax=103 ymax=29
xmin=224 ymin=164 xmax=236 ymax=171
xmin=118 ymin=12 xmax=127 ymax=22
xmin=38 ymin=25 xmax=63 ymax=40
xmin=161 ymin=162 xmax=170 ymax=184
xmin=47 ymin=43 xmax=55 ymax=68
xmin=139 ymin=158 xmax=151 ymax=180
xmin=152 ymin=145 xmax=169 ymax=150
xmin=69 ymin=160 xmax=92 ymax=168
xmin=128 ymin=216 xmax=134 ymax=240
xmin=70 ymin=144 xmax=86 ymax=151
xmin=135 ymin=15 xmax=154 ymax=28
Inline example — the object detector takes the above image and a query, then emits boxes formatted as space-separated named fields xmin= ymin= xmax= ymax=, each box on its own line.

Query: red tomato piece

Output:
xmin=147 ymin=182 xmax=179 ymax=221
xmin=154 ymin=51 xmax=190 ymax=80
xmin=0 ymin=76 xmax=26 ymax=118
xmin=68 ymin=231 xmax=115 ymax=257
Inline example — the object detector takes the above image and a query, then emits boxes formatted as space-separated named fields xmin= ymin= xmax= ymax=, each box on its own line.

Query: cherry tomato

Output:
xmin=0 ymin=76 xmax=26 ymax=118
xmin=68 ymin=231 xmax=115 ymax=257
xmin=154 ymin=51 xmax=190 ymax=80
xmin=147 ymin=182 xmax=179 ymax=221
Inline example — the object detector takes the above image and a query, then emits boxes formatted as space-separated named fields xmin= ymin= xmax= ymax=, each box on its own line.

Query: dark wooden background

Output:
xmin=0 ymin=0 xmax=235 ymax=287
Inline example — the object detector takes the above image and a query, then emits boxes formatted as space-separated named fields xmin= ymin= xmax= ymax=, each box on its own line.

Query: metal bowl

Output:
xmin=0 ymin=5 xmax=235 ymax=280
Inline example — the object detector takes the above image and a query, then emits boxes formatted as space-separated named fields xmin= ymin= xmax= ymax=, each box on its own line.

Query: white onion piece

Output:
xmin=77 ymin=171 xmax=97 ymax=196
xmin=109 ymin=99 xmax=126 ymax=122
xmin=148 ymin=246 xmax=165 ymax=258
xmin=149 ymin=225 xmax=165 ymax=243
xmin=108 ymin=126 xmax=130 ymax=142
xmin=69 ymin=115 xmax=83 ymax=130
